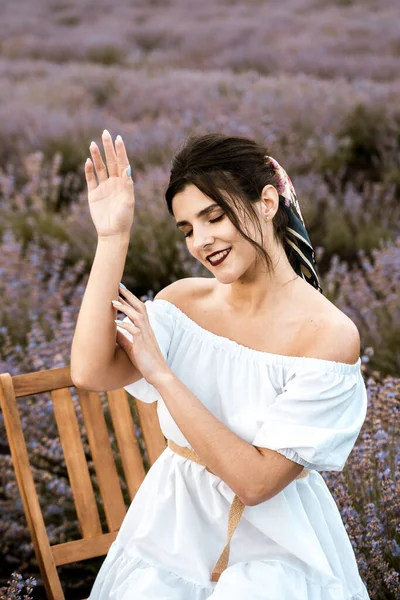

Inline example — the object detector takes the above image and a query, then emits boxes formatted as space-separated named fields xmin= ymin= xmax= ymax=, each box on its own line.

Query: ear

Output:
xmin=259 ymin=184 xmax=279 ymax=219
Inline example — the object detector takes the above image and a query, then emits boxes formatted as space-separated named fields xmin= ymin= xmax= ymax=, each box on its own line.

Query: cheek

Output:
xmin=234 ymin=238 xmax=261 ymax=265
xmin=225 ymin=222 xmax=243 ymax=243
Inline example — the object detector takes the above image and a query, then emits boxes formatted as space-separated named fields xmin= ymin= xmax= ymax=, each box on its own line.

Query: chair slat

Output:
xmin=77 ymin=390 xmax=126 ymax=532
xmin=1 ymin=365 xmax=162 ymax=599
xmin=52 ymin=531 xmax=118 ymax=566
xmin=107 ymin=389 xmax=146 ymax=501
xmin=134 ymin=400 xmax=167 ymax=466
xmin=12 ymin=367 xmax=72 ymax=398
xmin=0 ymin=374 xmax=65 ymax=600
xmin=52 ymin=388 xmax=102 ymax=538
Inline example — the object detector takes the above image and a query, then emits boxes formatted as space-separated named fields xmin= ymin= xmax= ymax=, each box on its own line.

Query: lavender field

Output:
xmin=0 ymin=0 xmax=399 ymax=598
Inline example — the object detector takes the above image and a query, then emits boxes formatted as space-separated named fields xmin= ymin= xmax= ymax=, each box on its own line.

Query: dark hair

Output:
xmin=165 ymin=132 xmax=299 ymax=273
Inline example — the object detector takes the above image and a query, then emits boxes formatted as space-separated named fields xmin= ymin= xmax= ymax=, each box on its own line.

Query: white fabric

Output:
xmin=89 ymin=298 xmax=370 ymax=600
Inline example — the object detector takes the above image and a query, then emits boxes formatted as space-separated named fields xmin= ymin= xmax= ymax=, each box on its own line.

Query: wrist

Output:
xmin=98 ymin=233 xmax=131 ymax=244
xmin=151 ymin=369 xmax=175 ymax=391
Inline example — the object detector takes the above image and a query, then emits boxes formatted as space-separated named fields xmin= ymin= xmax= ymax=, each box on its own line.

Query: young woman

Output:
xmin=71 ymin=130 xmax=370 ymax=599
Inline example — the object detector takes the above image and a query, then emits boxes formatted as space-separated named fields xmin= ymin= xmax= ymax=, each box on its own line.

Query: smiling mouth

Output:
xmin=207 ymin=248 xmax=231 ymax=266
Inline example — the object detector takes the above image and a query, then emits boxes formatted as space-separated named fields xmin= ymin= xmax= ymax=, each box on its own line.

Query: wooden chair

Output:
xmin=0 ymin=366 xmax=167 ymax=600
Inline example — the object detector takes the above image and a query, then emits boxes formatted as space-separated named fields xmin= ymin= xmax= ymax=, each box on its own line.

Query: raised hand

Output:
xmin=85 ymin=130 xmax=135 ymax=238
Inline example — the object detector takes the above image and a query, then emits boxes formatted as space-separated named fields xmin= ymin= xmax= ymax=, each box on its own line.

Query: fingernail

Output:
xmin=116 ymin=135 xmax=122 ymax=142
xmin=114 ymin=319 xmax=124 ymax=324
xmin=127 ymin=166 xmax=131 ymax=177
xmin=90 ymin=141 xmax=96 ymax=147
xmin=119 ymin=282 xmax=127 ymax=289
xmin=103 ymin=129 xmax=110 ymax=136
xmin=112 ymin=300 xmax=122 ymax=306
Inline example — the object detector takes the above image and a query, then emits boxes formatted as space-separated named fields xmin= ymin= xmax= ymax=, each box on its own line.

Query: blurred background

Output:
xmin=0 ymin=0 xmax=399 ymax=598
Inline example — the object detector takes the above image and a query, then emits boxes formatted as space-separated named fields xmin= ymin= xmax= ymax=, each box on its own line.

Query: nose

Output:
xmin=193 ymin=239 xmax=214 ymax=253
xmin=192 ymin=233 xmax=214 ymax=253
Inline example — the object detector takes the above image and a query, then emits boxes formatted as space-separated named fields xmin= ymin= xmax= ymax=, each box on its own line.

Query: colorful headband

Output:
xmin=266 ymin=156 xmax=323 ymax=294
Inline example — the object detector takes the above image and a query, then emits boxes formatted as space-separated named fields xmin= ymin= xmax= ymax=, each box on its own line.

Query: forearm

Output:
xmin=154 ymin=372 xmax=264 ymax=505
xmin=70 ymin=234 xmax=130 ymax=384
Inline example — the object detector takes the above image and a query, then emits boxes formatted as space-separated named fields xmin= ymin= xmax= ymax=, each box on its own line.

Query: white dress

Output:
xmin=89 ymin=298 xmax=371 ymax=600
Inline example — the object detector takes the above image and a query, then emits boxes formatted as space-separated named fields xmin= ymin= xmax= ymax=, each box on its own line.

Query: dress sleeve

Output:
xmin=251 ymin=363 xmax=368 ymax=471
xmin=116 ymin=299 xmax=174 ymax=403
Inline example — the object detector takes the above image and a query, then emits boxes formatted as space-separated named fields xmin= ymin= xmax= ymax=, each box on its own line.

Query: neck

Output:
xmin=217 ymin=243 xmax=300 ymax=316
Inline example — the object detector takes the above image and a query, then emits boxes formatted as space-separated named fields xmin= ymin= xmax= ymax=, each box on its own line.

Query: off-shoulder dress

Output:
xmin=88 ymin=298 xmax=370 ymax=600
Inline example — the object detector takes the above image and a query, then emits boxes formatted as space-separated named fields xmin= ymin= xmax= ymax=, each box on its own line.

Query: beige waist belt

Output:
xmin=167 ymin=439 xmax=310 ymax=582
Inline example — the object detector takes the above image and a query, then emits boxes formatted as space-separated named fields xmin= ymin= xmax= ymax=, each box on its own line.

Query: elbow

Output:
xmin=70 ymin=371 xmax=99 ymax=392
xmin=70 ymin=357 xmax=110 ymax=392
xmin=239 ymin=447 xmax=274 ymax=506
xmin=242 ymin=467 xmax=278 ymax=506
xmin=238 ymin=479 xmax=272 ymax=507
xmin=70 ymin=368 xmax=82 ymax=388
xmin=245 ymin=471 xmax=307 ymax=506
xmin=70 ymin=372 xmax=89 ymax=390
xmin=242 ymin=486 xmax=272 ymax=507
xmin=70 ymin=360 xmax=88 ymax=389
xmin=70 ymin=356 xmax=84 ymax=388
xmin=240 ymin=494 xmax=260 ymax=507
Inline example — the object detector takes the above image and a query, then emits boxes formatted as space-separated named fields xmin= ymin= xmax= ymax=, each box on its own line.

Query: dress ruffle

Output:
xmin=89 ymin=540 xmax=370 ymax=600
xmin=89 ymin=540 xmax=215 ymax=600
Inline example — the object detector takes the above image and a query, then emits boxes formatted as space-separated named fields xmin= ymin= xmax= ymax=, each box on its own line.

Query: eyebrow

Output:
xmin=175 ymin=204 xmax=219 ymax=228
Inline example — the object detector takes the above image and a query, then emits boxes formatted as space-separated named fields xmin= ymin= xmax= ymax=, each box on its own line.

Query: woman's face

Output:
xmin=173 ymin=184 xmax=268 ymax=282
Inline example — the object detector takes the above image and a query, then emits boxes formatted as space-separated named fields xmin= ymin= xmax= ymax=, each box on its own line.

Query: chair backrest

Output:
xmin=0 ymin=366 xmax=167 ymax=600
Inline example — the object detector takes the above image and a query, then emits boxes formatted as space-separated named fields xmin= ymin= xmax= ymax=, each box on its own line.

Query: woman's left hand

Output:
xmin=113 ymin=286 xmax=171 ymax=387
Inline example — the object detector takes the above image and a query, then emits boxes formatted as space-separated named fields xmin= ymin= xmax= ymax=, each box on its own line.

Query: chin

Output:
xmin=213 ymin=271 xmax=240 ymax=283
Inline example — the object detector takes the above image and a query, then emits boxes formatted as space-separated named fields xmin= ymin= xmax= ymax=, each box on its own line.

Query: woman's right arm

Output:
xmin=70 ymin=130 xmax=142 ymax=391
xmin=70 ymin=234 xmax=143 ymax=391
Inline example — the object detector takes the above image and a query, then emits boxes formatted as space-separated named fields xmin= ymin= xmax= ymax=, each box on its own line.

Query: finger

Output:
xmin=116 ymin=324 xmax=136 ymax=346
xmin=116 ymin=329 xmax=127 ymax=345
xmin=85 ymin=158 xmax=98 ymax=192
xmin=123 ymin=165 xmax=134 ymax=188
xmin=116 ymin=328 xmax=132 ymax=348
xmin=111 ymin=298 xmax=129 ymax=314
xmin=116 ymin=302 xmax=145 ymax=325
xmin=102 ymin=129 xmax=119 ymax=178
xmin=118 ymin=285 xmax=136 ymax=301
xmin=114 ymin=296 xmax=133 ymax=309
xmin=115 ymin=319 xmax=140 ymax=334
xmin=89 ymin=141 xmax=108 ymax=183
xmin=118 ymin=287 xmax=145 ymax=312
xmin=115 ymin=135 xmax=130 ymax=178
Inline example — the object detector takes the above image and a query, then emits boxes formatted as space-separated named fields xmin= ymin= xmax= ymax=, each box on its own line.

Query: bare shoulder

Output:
xmin=316 ymin=313 xmax=360 ymax=364
xmin=301 ymin=290 xmax=361 ymax=365
xmin=154 ymin=277 xmax=211 ymax=307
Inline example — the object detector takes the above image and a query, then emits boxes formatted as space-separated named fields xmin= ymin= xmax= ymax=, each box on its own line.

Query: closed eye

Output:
xmin=184 ymin=215 xmax=224 ymax=239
